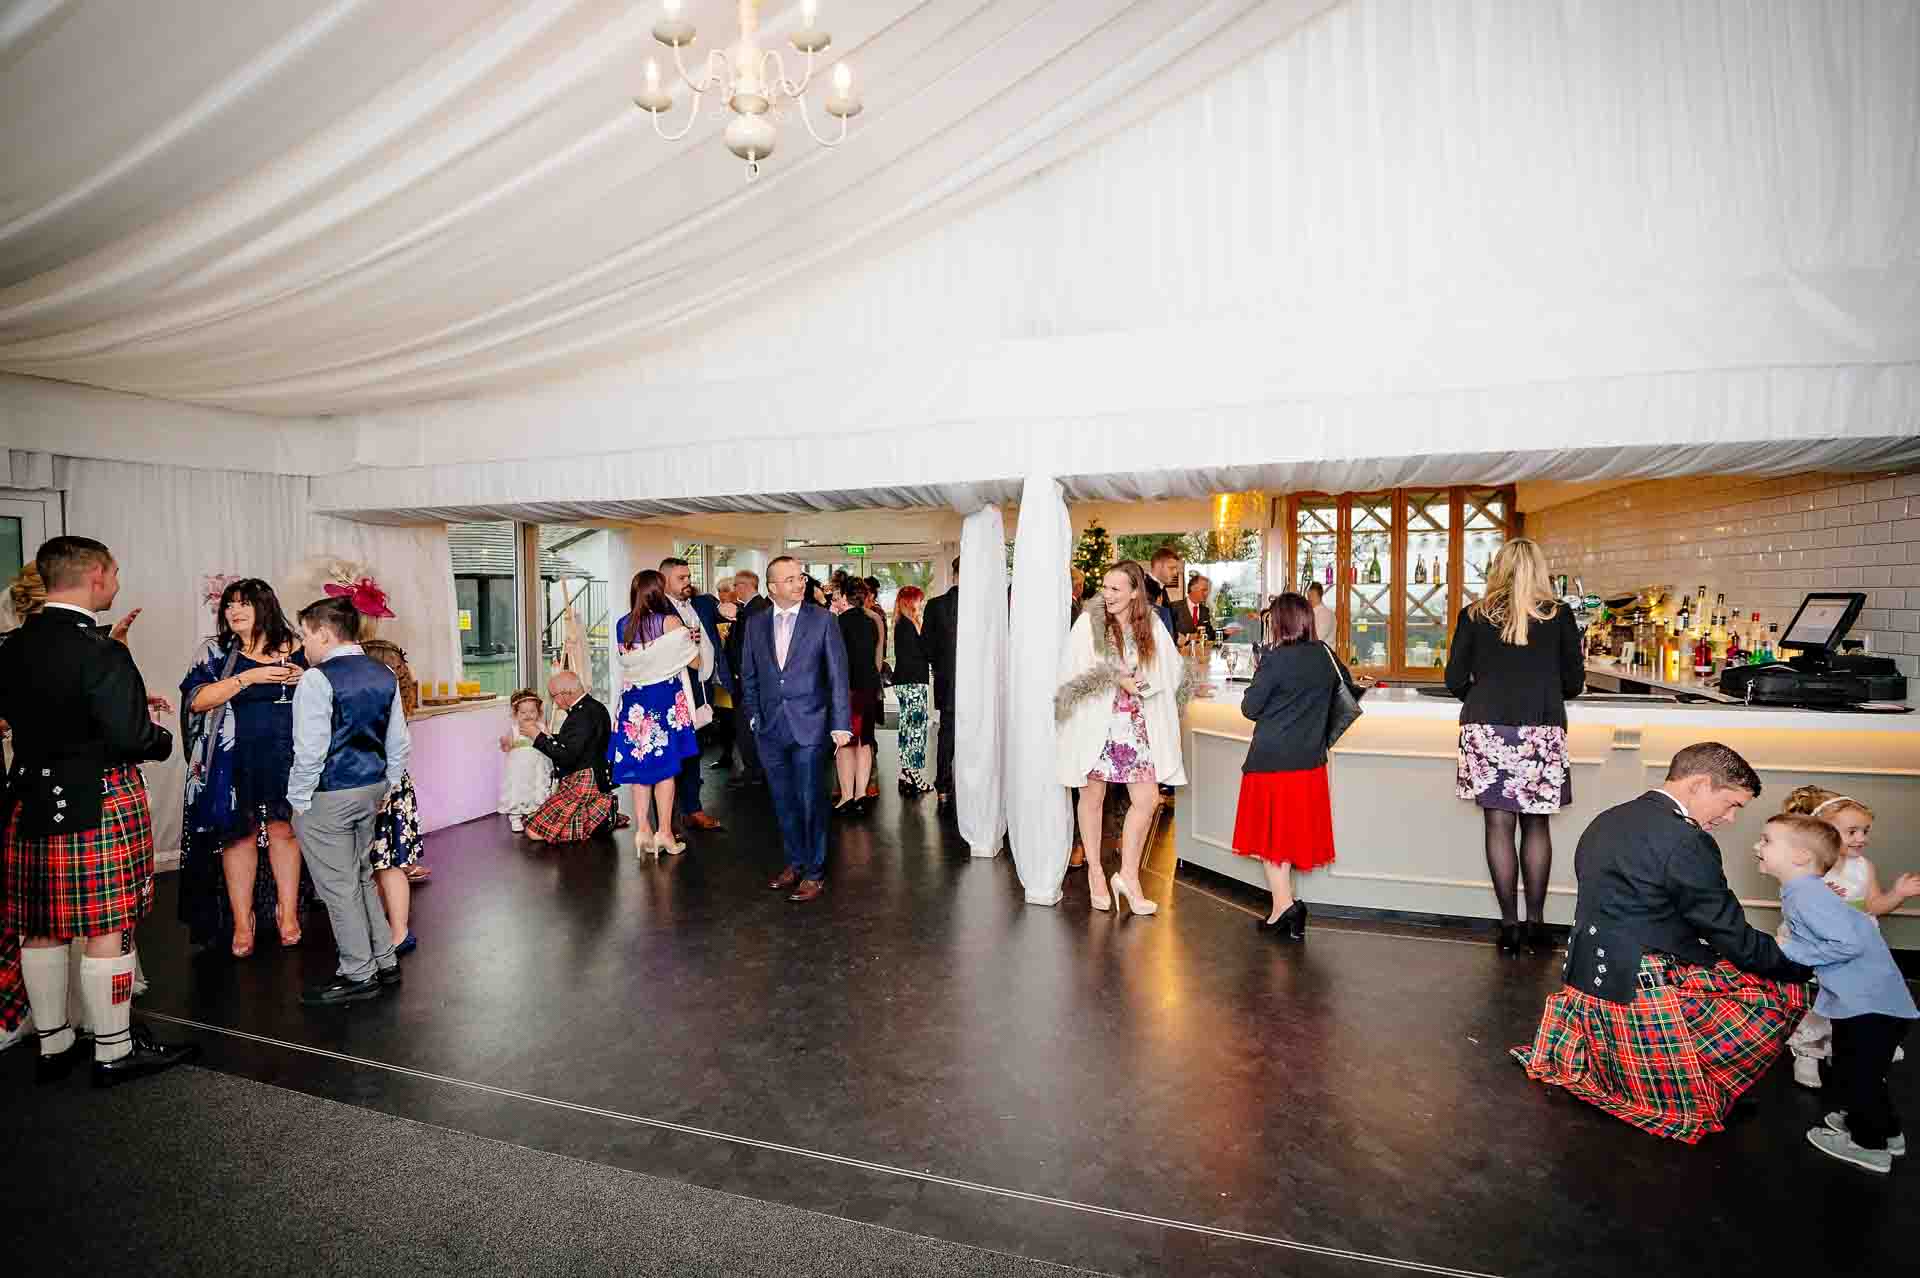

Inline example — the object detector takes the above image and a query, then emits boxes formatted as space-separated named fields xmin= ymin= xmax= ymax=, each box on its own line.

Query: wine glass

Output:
xmin=275 ymin=658 xmax=297 ymax=704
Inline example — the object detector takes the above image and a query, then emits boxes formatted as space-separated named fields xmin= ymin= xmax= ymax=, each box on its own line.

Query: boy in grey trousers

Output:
xmin=288 ymin=597 xmax=412 ymax=1006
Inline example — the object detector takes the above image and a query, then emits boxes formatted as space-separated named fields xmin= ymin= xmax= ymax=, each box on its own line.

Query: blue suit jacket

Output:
xmin=741 ymin=603 xmax=850 ymax=748
xmin=687 ymin=593 xmax=731 ymax=690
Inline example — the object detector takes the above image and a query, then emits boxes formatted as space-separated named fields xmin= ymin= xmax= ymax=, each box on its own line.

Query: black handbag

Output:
xmin=1323 ymin=642 xmax=1363 ymax=748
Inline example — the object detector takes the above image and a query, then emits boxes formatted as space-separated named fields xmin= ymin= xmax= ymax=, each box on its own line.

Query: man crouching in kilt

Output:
xmin=1 ymin=536 xmax=197 ymax=1086
xmin=1513 ymin=741 xmax=1812 ymax=1143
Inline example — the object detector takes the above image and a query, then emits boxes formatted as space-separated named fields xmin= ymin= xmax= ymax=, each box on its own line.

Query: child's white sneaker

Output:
xmin=509 ymin=814 xmax=525 ymax=833
xmin=1791 ymin=1055 xmax=1823 ymax=1089
xmin=1822 ymin=1111 xmax=1906 ymax=1157
xmin=1807 ymin=1126 xmax=1892 ymax=1173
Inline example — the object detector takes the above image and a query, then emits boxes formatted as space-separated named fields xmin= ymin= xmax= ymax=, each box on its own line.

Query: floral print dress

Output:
xmin=1455 ymin=724 xmax=1572 ymax=814
xmin=610 ymin=660 xmax=700 ymax=786
xmin=1087 ymin=663 xmax=1158 ymax=785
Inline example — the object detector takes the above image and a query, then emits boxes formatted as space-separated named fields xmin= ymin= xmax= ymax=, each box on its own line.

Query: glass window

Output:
xmin=673 ymin=540 xmax=707 ymax=592
xmin=448 ymin=520 xmax=522 ymax=696
xmin=1292 ymin=497 xmax=1337 ymax=596
xmin=870 ymin=560 xmax=934 ymax=613
xmin=1460 ymin=488 xmax=1510 ymax=612
xmin=0 ymin=516 xmax=21 ymax=583
xmin=1347 ymin=494 xmax=1393 ymax=670
xmin=537 ymin=526 xmax=614 ymax=710
xmin=1402 ymin=490 xmax=1450 ymax=669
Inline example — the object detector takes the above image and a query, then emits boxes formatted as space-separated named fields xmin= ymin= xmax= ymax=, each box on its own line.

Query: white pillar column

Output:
xmin=954 ymin=507 xmax=1008 ymax=859
xmin=1005 ymin=474 xmax=1072 ymax=904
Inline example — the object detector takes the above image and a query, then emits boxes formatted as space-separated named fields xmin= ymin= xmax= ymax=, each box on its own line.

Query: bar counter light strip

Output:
xmin=140 ymin=1011 xmax=1503 ymax=1278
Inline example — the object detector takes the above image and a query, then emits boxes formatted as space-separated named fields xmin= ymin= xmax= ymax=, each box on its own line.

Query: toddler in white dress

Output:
xmin=498 ymin=689 xmax=555 ymax=832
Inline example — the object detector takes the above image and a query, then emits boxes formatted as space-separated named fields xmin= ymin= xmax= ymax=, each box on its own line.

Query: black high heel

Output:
xmin=1524 ymin=922 xmax=1554 ymax=954
xmin=1257 ymin=901 xmax=1307 ymax=941
xmin=1497 ymin=923 xmax=1522 ymax=955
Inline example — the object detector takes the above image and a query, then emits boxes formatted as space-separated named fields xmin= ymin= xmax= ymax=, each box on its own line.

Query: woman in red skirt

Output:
xmin=1231 ymin=592 xmax=1357 ymax=940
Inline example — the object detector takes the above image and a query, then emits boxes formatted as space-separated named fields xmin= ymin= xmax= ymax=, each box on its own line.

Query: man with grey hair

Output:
xmin=518 ymin=669 xmax=617 ymax=842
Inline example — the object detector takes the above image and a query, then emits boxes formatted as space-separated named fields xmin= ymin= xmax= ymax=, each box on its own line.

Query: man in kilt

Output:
xmin=520 ymin=670 xmax=617 ymax=843
xmin=1 ymin=536 xmax=197 ymax=1085
xmin=1514 ymin=741 xmax=1812 ymax=1142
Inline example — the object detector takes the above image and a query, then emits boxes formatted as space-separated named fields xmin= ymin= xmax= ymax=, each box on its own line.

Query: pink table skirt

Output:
xmin=409 ymin=704 xmax=508 ymax=835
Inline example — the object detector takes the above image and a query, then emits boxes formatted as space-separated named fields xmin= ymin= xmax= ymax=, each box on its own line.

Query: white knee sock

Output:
xmin=81 ymin=952 xmax=138 ymax=1063
xmin=19 ymin=945 xmax=74 ymax=1056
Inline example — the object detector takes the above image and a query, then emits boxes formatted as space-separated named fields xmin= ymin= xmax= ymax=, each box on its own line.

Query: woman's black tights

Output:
xmin=1484 ymin=809 xmax=1553 ymax=925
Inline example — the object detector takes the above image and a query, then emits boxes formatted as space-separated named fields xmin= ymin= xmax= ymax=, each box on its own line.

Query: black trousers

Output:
xmin=1831 ymin=1012 xmax=1912 ymax=1149
xmin=934 ymin=699 xmax=955 ymax=795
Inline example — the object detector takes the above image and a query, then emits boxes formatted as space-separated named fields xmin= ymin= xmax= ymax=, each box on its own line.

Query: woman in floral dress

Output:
xmin=890 ymin=586 xmax=933 ymax=797
xmin=1443 ymin=537 xmax=1586 ymax=955
xmin=610 ymin=570 xmax=700 ymax=857
xmin=1054 ymin=561 xmax=1188 ymax=917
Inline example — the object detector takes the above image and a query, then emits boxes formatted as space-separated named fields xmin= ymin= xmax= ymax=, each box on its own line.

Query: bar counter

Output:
xmin=1177 ymin=668 xmax=1920 ymax=950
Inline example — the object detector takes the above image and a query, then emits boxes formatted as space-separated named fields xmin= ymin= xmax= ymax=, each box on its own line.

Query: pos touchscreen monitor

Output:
xmin=1778 ymin=591 xmax=1866 ymax=657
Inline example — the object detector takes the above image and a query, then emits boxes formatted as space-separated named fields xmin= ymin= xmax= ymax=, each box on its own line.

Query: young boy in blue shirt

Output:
xmin=1756 ymin=813 xmax=1917 ymax=1173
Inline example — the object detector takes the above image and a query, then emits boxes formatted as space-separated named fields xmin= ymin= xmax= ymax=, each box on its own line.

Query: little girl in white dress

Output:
xmin=498 ymin=689 xmax=555 ymax=833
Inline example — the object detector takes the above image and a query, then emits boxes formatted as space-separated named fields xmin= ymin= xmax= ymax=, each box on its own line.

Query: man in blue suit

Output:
xmin=662 ymin=557 xmax=731 ymax=834
xmin=740 ymin=556 xmax=850 ymax=903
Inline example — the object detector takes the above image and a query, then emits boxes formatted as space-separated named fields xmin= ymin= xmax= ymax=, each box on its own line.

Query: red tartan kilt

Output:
xmin=524 ymin=768 xmax=613 ymax=842
xmin=1517 ymin=952 xmax=1809 ymax=1144
xmin=3 ymin=764 xmax=156 ymax=940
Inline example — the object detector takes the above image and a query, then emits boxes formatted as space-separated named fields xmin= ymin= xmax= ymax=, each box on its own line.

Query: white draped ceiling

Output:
xmin=1 ymin=0 xmax=1916 ymax=515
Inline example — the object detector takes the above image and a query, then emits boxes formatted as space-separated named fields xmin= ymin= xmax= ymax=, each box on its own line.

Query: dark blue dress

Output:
xmin=608 ymin=612 xmax=700 ymax=787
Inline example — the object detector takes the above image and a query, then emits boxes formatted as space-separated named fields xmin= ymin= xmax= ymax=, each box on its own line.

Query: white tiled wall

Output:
xmin=1522 ymin=469 xmax=1920 ymax=683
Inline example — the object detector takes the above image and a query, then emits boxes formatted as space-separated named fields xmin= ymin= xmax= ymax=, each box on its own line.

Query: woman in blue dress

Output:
xmin=610 ymin=569 xmax=701 ymax=857
xmin=178 ymin=579 xmax=316 ymax=956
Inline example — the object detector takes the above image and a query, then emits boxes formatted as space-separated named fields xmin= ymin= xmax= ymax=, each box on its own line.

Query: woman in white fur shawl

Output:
xmin=1055 ymin=560 xmax=1189 ymax=915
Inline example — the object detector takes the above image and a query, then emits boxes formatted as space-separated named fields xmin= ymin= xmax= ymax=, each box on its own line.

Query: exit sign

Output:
xmin=842 ymin=543 xmax=869 ymax=556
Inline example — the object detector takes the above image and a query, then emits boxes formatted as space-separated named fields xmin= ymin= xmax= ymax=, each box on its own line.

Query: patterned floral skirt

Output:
xmin=1456 ymin=724 xmax=1572 ymax=814
xmin=1087 ymin=686 xmax=1157 ymax=785
xmin=368 ymin=773 xmax=426 ymax=871
xmin=3 ymin=765 xmax=155 ymax=940
xmin=610 ymin=678 xmax=699 ymax=786
xmin=895 ymin=683 xmax=933 ymax=791
xmin=1513 ymin=953 xmax=1809 ymax=1143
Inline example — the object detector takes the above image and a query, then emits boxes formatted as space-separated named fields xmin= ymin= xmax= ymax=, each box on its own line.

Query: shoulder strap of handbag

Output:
xmin=1322 ymin=641 xmax=1350 ymax=687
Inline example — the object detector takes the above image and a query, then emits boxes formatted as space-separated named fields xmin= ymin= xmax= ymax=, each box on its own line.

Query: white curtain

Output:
xmin=1004 ymin=476 xmax=1072 ymax=905
xmin=953 ymin=505 xmax=1007 ymax=860
xmin=60 ymin=458 xmax=456 ymax=857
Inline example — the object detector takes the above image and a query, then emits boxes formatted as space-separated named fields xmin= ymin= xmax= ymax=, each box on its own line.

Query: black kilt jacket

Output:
xmin=1564 ymin=790 xmax=1812 ymax=1004
xmin=0 ymin=610 xmax=173 ymax=836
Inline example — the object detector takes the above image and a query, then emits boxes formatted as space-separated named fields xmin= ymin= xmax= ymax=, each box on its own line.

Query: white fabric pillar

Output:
xmin=954 ymin=506 xmax=1008 ymax=859
xmin=1004 ymin=476 xmax=1072 ymax=905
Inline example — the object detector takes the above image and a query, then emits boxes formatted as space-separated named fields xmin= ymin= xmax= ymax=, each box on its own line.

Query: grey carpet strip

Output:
xmin=140 ymin=1012 xmax=1505 ymax=1278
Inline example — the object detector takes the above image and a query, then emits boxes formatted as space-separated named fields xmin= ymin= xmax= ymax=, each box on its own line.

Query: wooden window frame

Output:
xmin=1283 ymin=486 xmax=1515 ymax=681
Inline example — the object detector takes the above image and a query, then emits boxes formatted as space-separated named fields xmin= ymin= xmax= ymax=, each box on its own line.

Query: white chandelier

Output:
xmin=633 ymin=0 xmax=863 ymax=181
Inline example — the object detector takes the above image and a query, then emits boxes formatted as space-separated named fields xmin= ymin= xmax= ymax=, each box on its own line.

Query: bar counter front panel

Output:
xmin=1179 ymin=686 xmax=1920 ymax=951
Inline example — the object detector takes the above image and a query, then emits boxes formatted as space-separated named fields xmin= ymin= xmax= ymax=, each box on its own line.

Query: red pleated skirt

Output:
xmin=1231 ymin=767 xmax=1336 ymax=870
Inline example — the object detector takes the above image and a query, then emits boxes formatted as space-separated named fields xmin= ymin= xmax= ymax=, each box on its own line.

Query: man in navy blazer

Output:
xmin=741 ymin=556 xmax=850 ymax=903
xmin=662 ymin=557 xmax=732 ymax=833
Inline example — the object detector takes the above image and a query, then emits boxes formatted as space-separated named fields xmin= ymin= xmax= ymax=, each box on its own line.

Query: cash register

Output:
xmin=1718 ymin=591 xmax=1908 ymax=707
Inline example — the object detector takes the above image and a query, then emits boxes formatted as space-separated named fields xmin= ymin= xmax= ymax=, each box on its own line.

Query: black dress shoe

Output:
xmin=34 ymin=1030 xmax=86 ymax=1084
xmin=376 ymin=964 xmax=402 ymax=988
xmin=1497 ymin=923 xmax=1523 ymax=955
xmin=1524 ymin=922 xmax=1555 ymax=954
xmin=1257 ymin=901 xmax=1308 ymax=940
xmin=92 ymin=1025 xmax=199 ymax=1089
xmin=299 ymin=976 xmax=384 ymax=1007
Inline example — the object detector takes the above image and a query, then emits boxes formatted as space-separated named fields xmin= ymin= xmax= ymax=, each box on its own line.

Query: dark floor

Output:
xmin=17 ymin=743 xmax=1916 ymax=1277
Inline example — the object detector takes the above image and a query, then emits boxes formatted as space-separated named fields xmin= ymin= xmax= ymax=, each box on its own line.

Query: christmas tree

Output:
xmin=1072 ymin=521 xmax=1113 ymax=581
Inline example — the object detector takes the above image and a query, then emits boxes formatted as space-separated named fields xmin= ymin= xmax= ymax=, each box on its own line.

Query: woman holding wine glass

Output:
xmin=178 ymin=578 xmax=315 ymax=957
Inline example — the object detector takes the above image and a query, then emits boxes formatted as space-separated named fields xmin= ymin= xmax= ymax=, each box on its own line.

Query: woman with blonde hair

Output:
xmin=1444 ymin=537 xmax=1584 ymax=954
xmin=1055 ymin=560 xmax=1188 ymax=916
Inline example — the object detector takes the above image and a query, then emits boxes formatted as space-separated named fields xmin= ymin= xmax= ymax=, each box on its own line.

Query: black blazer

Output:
xmin=533 ymin=693 xmax=613 ymax=793
xmin=892 ymin=614 xmax=930 ymax=686
xmin=1239 ymin=642 xmax=1354 ymax=773
xmin=0 ymin=608 xmax=173 ymax=836
xmin=725 ymin=594 xmax=772 ymax=694
xmin=838 ymin=608 xmax=882 ymax=694
xmin=1171 ymin=598 xmax=1216 ymax=642
xmin=1563 ymin=791 xmax=1811 ymax=1003
xmin=922 ymin=587 xmax=960 ymax=709
xmin=1442 ymin=604 xmax=1584 ymax=728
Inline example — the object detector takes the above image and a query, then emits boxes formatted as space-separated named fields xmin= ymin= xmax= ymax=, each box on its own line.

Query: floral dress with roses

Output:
xmin=1455 ymin=724 xmax=1572 ymax=814
xmin=609 ymin=616 xmax=702 ymax=786
xmin=1087 ymin=660 xmax=1158 ymax=785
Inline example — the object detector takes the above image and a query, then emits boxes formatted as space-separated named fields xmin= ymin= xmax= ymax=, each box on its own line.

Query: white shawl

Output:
xmin=1054 ymin=606 xmax=1188 ymax=788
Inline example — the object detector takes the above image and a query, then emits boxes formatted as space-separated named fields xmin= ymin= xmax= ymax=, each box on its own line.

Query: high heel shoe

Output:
xmin=1258 ymin=901 xmax=1307 ymax=940
xmin=655 ymin=832 xmax=686 ymax=856
xmin=276 ymin=908 xmax=302 ymax=948
xmin=1088 ymin=866 xmax=1112 ymax=912
xmin=230 ymin=911 xmax=256 ymax=959
xmin=1497 ymin=923 xmax=1522 ymax=955
xmin=1110 ymin=873 xmax=1158 ymax=917
xmin=635 ymin=833 xmax=658 ymax=860
xmin=1524 ymin=922 xmax=1554 ymax=954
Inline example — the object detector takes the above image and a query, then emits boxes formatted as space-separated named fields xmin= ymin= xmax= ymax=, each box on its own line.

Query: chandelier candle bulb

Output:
xmin=826 ymin=62 xmax=861 ymax=118
xmin=634 ymin=59 xmax=672 ymax=113
xmin=653 ymin=0 xmax=695 ymax=48
xmin=793 ymin=0 xmax=831 ymax=53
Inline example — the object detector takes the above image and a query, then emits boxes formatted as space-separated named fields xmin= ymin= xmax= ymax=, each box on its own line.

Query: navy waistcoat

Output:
xmin=318 ymin=654 xmax=397 ymax=793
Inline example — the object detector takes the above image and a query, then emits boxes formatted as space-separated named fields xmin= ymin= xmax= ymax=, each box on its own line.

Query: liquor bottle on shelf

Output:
xmin=1434 ymin=549 xmax=1444 ymax=585
xmin=1324 ymin=560 xmax=1334 ymax=589
xmin=1414 ymin=554 xmax=1428 ymax=585
xmin=1710 ymin=609 xmax=1729 ymax=664
xmin=1366 ymin=544 xmax=1382 ymax=584
xmin=1301 ymin=548 xmax=1314 ymax=591
xmin=1765 ymin=622 xmax=1779 ymax=663
xmin=1692 ymin=625 xmax=1713 ymax=678
xmin=1663 ymin=628 xmax=1681 ymax=681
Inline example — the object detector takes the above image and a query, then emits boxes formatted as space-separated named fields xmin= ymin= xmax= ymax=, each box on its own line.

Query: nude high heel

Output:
xmin=1089 ymin=867 xmax=1112 ymax=912
xmin=1110 ymin=873 xmax=1157 ymax=917
xmin=654 ymin=832 xmax=686 ymax=856
xmin=230 ymin=911 xmax=256 ymax=958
